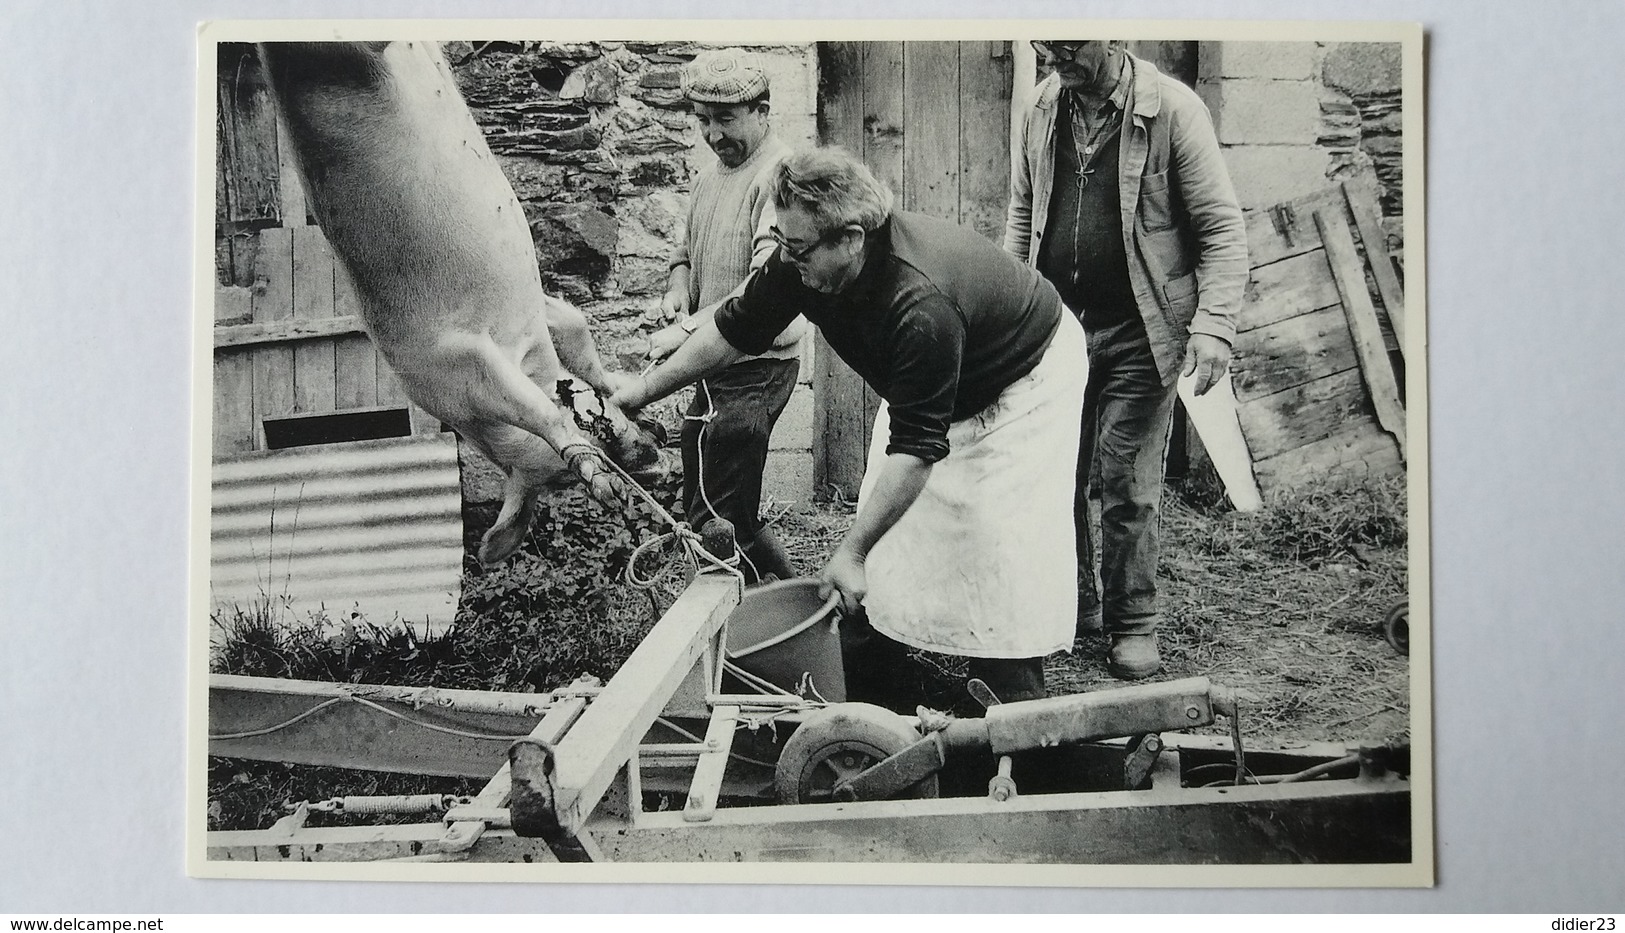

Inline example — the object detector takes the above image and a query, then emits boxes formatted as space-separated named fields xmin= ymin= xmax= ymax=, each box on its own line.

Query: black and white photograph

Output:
xmin=192 ymin=19 xmax=1427 ymax=883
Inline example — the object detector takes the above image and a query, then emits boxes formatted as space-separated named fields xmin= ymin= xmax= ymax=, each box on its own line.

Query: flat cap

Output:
xmin=680 ymin=48 xmax=770 ymax=104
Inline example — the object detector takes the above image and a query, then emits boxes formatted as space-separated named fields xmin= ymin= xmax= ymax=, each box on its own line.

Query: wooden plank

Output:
xmin=1230 ymin=305 xmax=1357 ymax=403
xmin=250 ymin=226 xmax=296 ymax=446
xmin=251 ymin=226 xmax=294 ymax=324
xmin=206 ymin=779 xmax=1410 ymax=865
xmin=225 ymin=228 xmax=261 ymax=289
xmin=376 ymin=353 xmax=411 ymax=410
xmin=814 ymin=42 xmax=875 ymax=499
xmin=291 ymin=227 xmax=338 ymax=413
xmin=212 ymin=348 xmax=256 ymax=457
xmin=334 ymin=335 xmax=379 ymax=410
xmin=1235 ymin=367 xmax=1375 ymax=461
xmin=1316 ymin=209 xmax=1407 ymax=460
xmin=214 ymin=315 xmax=367 ymax=349
xmin=548 ymin=574 xmax=741 ymax=836
xmin=861 ymin=42 xmax=906 ymax=210
xmin=592 ymin=781 xmax=1410 ymax=864
xmin=216 ymin=42 xmax=281 ymax=226
xmin=1251 ymin=421 xmax=1403 ymax=494
xmin=958 ymin=41 xmax=1013 ymax=243
xmin=902 ymin=42 xmax=960 ymax=220
xmin=215 ymin=285 xmax=253 ymax=325
xmin=682 ymin=704 xmax=739 ymax=822
xmin=814 ymin=332 xmax=870 ymax=499
xmin=846 ymin=43 xmax=901 ymax=480
xmin=332 ymin=263 xmax=378 ymax=410
xmin=1242 ymin=187 xmax=1344 ymax=267
xmin=1237 ymin=249 xmax=1343 ymax=334
xmin=816 ymin=42 xmax=865 ymax=149
xmin=208 ymin=675 xmax=553 ymax=778
xmin=274 ymin=112 xmax=310 ymax=227
xmin=1342 ymin=180 xmax=1407 ymax=354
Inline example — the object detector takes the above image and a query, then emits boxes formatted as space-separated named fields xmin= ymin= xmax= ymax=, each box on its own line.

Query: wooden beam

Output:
xmin=291 ymin=226 xmax=338 ymax=414
xmin=208 ymin=675 xmax=557 ymax=778
xmin=1230 ymin=304 xmax=1359 ymax=403
xmin=591 ymin=780 xmax=1411 ymax=865
xmin=1235 ymin=367 xmax=1374 ymax=461
xmin=212 ymin=347 xmax=256 ymax=457
xmin=1316 ymin=208 xmax=1407 ymax=460
xmin=682 ymin=705 xmax=739 ymax=822
xmin=274 ymin=112 xmax=309 ymax=227
xmin=959 ymin=41 xmax=1012 ymax=243
xmin=1251 ymin=420 xmax=1402 ymax=493
xmin=1342 ymin=180 xmax=1407 ymax=354
xmin=902 ymin=42 xmax=960 ymax=220
xmin=333 ymin=263 xmax=378 ymax=409
xmin=215 ymin=285 xmax=254 ymax=325
xmin=215 ymin=315 xmax=367 ymax=349
xmin=1236 ymin=249 xmax=1343 ymax=334
xmin=206 ymin=777 xmax=1410 ymax=866
xmin=250 ymin=226 xmax=296 ymax=448
xmin=439 ymin=696 xmax=587 ymax=857
xmin=547 ymin=574 xmax=741 ymax=836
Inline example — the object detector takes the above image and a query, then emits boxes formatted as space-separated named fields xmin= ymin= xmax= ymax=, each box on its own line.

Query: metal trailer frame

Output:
xmin=204 ymin=574 xmax=1413 ymax=866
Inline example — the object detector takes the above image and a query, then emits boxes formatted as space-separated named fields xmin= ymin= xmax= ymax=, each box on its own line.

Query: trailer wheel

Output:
xmin=1383 ymin=601 xmax=1409 ymax=656
xmin=774 ymin=703 xmax=939 ymax=804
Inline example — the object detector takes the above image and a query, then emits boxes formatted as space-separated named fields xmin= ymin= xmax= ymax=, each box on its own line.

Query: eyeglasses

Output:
xmin=1031 ymin=40 xmax=1088 ymax=62
xmin=770 ymin=226 xmax=844 ymax=263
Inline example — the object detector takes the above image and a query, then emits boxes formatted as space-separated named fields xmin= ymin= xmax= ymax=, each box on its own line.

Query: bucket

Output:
xmin=724 ymin=578 xmax=847 ymax=702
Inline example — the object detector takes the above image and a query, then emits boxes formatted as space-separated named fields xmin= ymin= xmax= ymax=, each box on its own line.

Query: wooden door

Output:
xmin=813 ymin=41 xmax=1014 ymax=499
xmin=213 ymin=43 xmax=433 ymax=459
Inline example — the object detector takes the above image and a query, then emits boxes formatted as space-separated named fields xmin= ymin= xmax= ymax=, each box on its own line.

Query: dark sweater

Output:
xmin=715 ymin=211 xmax=1064 ymax=462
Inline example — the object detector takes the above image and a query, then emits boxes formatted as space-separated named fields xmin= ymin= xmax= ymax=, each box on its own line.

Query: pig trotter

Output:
xmin=562 ymin=443 xmax=632 ymax=510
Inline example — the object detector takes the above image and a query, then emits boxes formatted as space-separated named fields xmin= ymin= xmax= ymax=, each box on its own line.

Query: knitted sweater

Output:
xmin=671 ymin=135 xmax=805 ymax=359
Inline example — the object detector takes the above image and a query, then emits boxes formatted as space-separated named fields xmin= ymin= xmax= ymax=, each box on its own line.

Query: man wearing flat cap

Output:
xmin=646 ymin=48 xmax=806 ymax=582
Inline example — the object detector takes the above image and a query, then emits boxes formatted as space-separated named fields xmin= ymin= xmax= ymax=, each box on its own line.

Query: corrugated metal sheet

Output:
xmin=210 ymin=433 xmax=464 ymax=634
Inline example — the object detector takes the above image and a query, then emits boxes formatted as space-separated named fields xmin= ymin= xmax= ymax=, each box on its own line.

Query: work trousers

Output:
xmin=840 ymin=607 xmax=1046 ymax=713
xmin=681 ymin=357 xmax=801 ymax=584
xmin=1077 ymin=315 xmax=1180 ymax=637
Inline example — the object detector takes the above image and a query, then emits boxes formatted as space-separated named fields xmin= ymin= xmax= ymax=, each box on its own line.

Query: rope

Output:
xmin=556 ymin=430 xmax=742 ymax=590
xmin=208 ymin=694 xmax=540 ymax=743
xmin=686 ymin=379 xmax=761 ymax=581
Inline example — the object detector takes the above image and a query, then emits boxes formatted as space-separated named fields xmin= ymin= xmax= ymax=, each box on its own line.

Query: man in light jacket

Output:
xmin=1005 ymin=40 xmax=1248 ymax=679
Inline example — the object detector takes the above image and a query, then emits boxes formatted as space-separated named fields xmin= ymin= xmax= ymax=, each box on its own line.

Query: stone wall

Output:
xmin=1197 ymin=41 xmax=1405 ymax=256
xmin=447 ymin=40 xmax=817 ymax=364
xmin=443 ymin=40 xmax=820 ymax=506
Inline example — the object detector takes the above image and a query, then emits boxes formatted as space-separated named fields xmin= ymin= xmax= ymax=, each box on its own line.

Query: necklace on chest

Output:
xmin=1067 ymin=100 xmax=1118 ymax=191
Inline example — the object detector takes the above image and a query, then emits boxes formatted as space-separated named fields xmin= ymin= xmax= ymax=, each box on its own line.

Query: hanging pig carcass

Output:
xmin=257 ymin=40 xmax=660 ymax=565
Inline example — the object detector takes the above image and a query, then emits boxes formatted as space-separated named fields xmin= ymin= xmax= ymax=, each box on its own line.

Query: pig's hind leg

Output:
xmin=466 ymin=424 xmax=566 ymax=566
xmin=441 ymin=335 xmax=630 ymax=508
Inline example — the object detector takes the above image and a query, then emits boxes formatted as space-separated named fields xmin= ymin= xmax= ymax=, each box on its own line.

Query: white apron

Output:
xmin=857 ymin=312 xmax=1087 ymax=658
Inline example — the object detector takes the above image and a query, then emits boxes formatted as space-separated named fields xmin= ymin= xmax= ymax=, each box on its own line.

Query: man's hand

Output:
xmin=599 ymin=370 xmax=641 ymax=406
xmin=659 ymin=285 xmax=692 ymax=323
xmin=818 ymin=546 xmax=868 ymax=616
xmin=607 ymin=375 xmax=650 ymax=415
xmin=1182 ymin=333 xmax=1233 ymax=396
xmin=646 ymin=323 xmax=689 ymax=363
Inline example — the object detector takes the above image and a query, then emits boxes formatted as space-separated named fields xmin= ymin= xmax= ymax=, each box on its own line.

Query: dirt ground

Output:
xmin=767 ymin=475 xmax=1411 ymax=748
